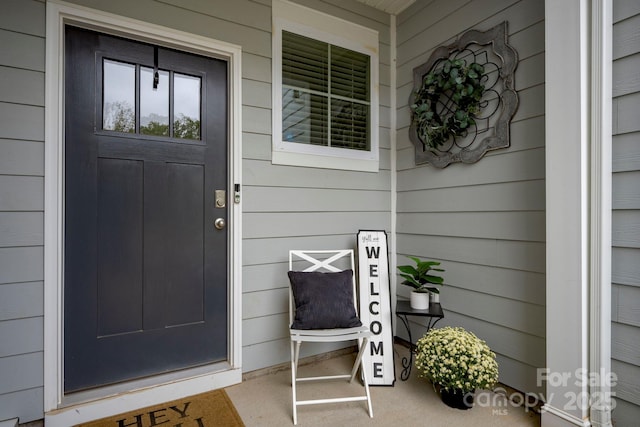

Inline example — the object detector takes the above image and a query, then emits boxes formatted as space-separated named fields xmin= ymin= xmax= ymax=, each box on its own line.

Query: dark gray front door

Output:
xmin=64 ymin=26 xmax=228 ymax=392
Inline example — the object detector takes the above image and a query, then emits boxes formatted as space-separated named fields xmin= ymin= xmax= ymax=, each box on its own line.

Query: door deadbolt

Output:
xmin=215 ymin=190 xmax=226 ymax=208
xmin=214 ymin=218 xmax=226 ymax=230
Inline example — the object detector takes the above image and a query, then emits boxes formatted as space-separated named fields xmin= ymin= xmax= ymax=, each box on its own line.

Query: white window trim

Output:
xmin=44 ymin=1 xmax=243 ymax=425
xmin=272 ymin=0 xmax=379 ymax=172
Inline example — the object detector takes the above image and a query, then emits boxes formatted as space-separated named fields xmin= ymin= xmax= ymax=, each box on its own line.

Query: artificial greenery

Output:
xmin=410 ymin=59 xmax=486 ymax=151
xmin=397 ymin=256 xmax=445 ymax=294
xmin=415 ymin=326 xmax=499 ymax=393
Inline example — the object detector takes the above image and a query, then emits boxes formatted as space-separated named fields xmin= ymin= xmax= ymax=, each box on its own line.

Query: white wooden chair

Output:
xmin=288 ymin=249 xmax=373 ymax=425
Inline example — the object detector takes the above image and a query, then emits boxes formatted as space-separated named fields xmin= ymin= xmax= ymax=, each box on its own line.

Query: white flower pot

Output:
xmin=410 ymin=291 xmax=430 ymax=310
xmin=430 ymin=292 xmax=440 ymax=303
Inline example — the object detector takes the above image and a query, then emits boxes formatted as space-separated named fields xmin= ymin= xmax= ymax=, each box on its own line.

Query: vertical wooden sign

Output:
xmin=357 ymin=230 xmax=395 ymax=386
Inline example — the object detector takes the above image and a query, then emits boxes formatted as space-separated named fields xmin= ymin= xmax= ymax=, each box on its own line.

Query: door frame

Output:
xmin=44 ymin=2 xmax=243 ymax=425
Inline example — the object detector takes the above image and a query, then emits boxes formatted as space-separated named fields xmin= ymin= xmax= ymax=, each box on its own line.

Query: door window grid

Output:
xmin=102 ymin=58 xmax=202 ymax=140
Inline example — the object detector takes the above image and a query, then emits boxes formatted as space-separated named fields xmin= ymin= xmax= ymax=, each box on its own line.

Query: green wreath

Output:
xmin=411 ymin=59 xmax=486 ymax=151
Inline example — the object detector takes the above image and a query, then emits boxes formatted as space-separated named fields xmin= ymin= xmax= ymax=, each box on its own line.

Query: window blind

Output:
xmin=282 ymin=31 xmax=370 ymax=151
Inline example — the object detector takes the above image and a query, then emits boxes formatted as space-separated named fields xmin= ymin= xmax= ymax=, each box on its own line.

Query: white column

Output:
xmin=588 ymin=0 xmax=613 ymax=426
xmin=544 ymin=1 xmax=613 ymax=426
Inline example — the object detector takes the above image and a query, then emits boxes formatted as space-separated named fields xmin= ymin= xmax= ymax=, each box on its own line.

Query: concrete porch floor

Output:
xmin=226 ymin=344 xmax=541 ymax=427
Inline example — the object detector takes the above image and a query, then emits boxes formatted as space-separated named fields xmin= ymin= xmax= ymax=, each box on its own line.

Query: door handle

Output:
xmin=214 ymin=218 xmax=226 ymax=230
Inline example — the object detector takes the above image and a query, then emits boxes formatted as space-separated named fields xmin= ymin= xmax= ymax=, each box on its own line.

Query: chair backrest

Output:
xmin=288 ymin=249 xmax=358 ymax=326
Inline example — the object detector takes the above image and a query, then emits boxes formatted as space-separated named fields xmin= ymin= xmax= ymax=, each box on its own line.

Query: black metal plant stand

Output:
xmin=395 ymin=300 xmax=444 ymax=381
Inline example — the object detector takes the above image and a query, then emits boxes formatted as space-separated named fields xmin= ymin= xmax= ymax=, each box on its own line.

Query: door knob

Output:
xmin=214 ymin=218 xmax=226 ymax=230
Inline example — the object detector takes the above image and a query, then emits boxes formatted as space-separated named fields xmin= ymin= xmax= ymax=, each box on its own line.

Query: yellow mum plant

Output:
xmin=414 ymin=326 xmax=499 ymax=393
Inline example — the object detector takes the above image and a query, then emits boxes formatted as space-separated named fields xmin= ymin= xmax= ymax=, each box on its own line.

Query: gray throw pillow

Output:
xmin=288 ymin=269 xmax=362 ymax=330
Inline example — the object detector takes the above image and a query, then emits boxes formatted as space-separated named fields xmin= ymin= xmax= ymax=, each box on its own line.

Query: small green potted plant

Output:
xmin=414 ymin=326 xmax=499 ymax=409
xmin=397 ymin=256 xmax=445 ymax=309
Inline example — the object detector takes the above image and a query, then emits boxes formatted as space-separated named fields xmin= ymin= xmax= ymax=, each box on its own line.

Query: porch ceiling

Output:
xmin=354 ymin=0 xmax=416 ymax=15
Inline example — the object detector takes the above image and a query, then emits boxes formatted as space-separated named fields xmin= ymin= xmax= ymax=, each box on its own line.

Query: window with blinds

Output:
xmin=281 ymin=31 xmax=370 ymax=151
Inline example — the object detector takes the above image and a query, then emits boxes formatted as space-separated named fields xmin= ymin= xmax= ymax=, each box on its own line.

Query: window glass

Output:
xmin=282 ymin=31 xmax=328 ymax=93
xmin=140 ymin=66 xmax=170 ymax=136
xmin=173 ymin=73 xmax=201 ymax=140
xmin=330 ymin=45 xmax=369 ymax=101
xmin=272 ymin=0 xmax=379 ymax=171
xmin=103 ymin=59 xmax=135 ymax=133
xmin=331 ymin=99 xmax=368 ymax=150
xmin=282 ymin=89 xmax=327 ymax=146
xmin=280 ymin=30 xmax=370 ymax=151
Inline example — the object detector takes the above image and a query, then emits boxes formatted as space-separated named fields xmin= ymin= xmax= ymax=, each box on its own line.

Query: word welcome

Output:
xmin=358 ymin=230 xmax=395 ymax=386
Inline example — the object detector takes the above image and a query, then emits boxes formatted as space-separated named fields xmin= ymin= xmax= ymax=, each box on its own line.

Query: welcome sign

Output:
xmin=357 ymin=230 xmax=395 ymax=386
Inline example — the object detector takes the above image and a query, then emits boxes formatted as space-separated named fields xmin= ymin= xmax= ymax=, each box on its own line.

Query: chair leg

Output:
xmin=351 ymin=337 xmax=373 ymax=418
xmin=349 ymin=337 xmax=368 ymax=383
xmin=290 ymin=340 xmax=301 ymax=425
xmin=360 ymin=349 xmax=373 ymax=418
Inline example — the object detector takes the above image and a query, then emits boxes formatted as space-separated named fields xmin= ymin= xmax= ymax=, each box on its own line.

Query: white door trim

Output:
xmin=44 ymin=1 xmax=243 ymax=425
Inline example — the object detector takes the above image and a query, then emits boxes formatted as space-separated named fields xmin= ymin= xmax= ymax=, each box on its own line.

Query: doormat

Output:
xmin=75 ymin=389 xmax=245 ymax=427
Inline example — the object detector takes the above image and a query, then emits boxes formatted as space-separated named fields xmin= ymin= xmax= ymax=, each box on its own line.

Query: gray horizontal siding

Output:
xmin=243 ymin=0 xmax=391 ymax=371
xmin=395 ymin=0 xmax=545 ymax=395
xmin=0 ymin=318 xmax=43 ymax=359
xmin=243 ymin=187 xmax=391 ymax=212
xmin=613 ymin=210 xmax=640 ymax=248
xmin=612 ymin=321 xmax=640 ymax=366
xmin=0 ymin=140 xmax=44 ymax=177
xmin=251 ymin=0 xmax=391 ymax=372
xmin=243 ymin=159 xmax=392 ymax=190
xmin=74 ymin=0 xmax=271 ymax=56
xmin=243 ymin=234 xmax=368 ymax=271
xmin=0 ymin=212 xmax=43 ymax=247
xmin=0 ymin=67 xmax=45 ymax=106
xmin=612 ymin=2 xmax=640 ymax=423
xmin=397 ymin=179 xmax=545 ymax=212
xmin=613 ymin=133 xmax=640 ymax=173
xmin=0 ymin=282 xmax=43 ymax=322
xmin=0 ymin=0 xmax=45 ymax=37
xmin=0 ymin=29 xmax=45 ymax=71
xmin=397 ymin=211 xmax=545 ymax=242
xmin=613 ymin=12 xmax=640 ymax=60
xmin=244 ymin=212 xmax=391 ymax=239
xmin=613 ymin=284 xmax=640 ymax=328
xmin=398 ymin=233 xmax=545 ymax=277
xmin=0 ymin=103 xmax=44 ymax=142
xmin=0 ymin=0 xmax=46 ymax=423
xmin=0 ymin=176 xmax=44 ymax=211
xmin=58 ymin=0 xmax=392 ymax=377
xmin=0 ymin=388 xmax=43 ymax=425
xmin=613 ymin=247 xmax=640 ymax=286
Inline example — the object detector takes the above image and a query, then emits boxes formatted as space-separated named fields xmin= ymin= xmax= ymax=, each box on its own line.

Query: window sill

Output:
xmin=272 ymin=150 xmax=379 ymax=172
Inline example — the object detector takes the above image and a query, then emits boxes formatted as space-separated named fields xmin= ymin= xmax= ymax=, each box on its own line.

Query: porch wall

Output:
xmin=0 ymin=0 xmax=46 ymax=423
xmin=0 ymin=0 xmax=392 ymax=422
xmin=611 ymin=1 xmax=640 ymax=424
xmin=395 ymin=0 xmax=546 ymax=395
xmin=54 ymin=0 xmax=391 ymax=373
xmin=236 ymin=0 xmax=393 ymax=371
xmin=68 ymin=0 xmax=392 ymax=376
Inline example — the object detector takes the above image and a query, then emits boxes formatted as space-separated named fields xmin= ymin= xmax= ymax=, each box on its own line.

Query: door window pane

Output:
xmin=103 ymin=59 xmax=135 ymax=133
xmin=140 ymin=66 xmax=169 ymax=136
xmin=174 ymin=73 xmax=201 ymax=140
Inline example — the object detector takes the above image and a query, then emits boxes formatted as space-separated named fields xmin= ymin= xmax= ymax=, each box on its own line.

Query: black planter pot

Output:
xmin=440 ymin=388 xmax=474 ymax=410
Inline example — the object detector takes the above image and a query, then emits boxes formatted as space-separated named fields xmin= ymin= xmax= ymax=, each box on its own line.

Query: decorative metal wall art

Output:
xmin=409 ymin=22 xmax=519 ymax=168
